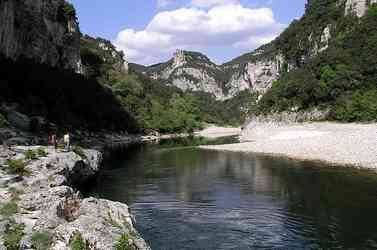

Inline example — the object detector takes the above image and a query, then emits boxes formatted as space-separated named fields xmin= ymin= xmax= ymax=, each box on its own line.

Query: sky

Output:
xmin=69 ymin=0 xmax=306 ymax=65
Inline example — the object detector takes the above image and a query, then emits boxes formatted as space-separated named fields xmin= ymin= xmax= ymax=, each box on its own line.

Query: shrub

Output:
xmin=73 ymin=146 xmax=87 ymax=159
xmin=25 ymin=149 xmax=39 ymax=160
xmin=31 ymin=231 xmax=53 ymax=250
xmin=333 ymin=89 xmax=377 ymax=121
xmin=4 ymin=222 xmax=25 ymax=250
xmin=6 ymin=159 xmax=30 ymax=176
xmin=69 ymin=231 xmax=90 ymax=250
xmin=62 ymin=2 xmax=76 ymax=19
xmin=0 ymin=201 xmax=18 ymax=218
xmin=0 ymin=113 xmax=8 ymax=128
xmin=37 ymin=147 xmax=48 ymax=157
xmin=115 ymin=234 xmax=137 ymax=250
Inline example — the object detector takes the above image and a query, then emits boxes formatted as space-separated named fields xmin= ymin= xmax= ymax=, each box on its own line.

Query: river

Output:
xmin=87 ymin=137 xmax=377 ymax=250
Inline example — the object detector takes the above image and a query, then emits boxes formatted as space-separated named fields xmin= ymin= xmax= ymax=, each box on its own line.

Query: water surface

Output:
xmin=88 ymin=137 xmax=377 ymax=250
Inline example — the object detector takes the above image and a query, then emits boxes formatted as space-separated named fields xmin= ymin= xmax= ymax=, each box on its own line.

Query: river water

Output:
xmin=88 ymin=137 xmax=377 ymax=250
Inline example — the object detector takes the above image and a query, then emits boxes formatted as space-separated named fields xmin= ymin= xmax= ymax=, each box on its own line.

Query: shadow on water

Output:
xmin=85 ymin=136 xmax=377 ymax=250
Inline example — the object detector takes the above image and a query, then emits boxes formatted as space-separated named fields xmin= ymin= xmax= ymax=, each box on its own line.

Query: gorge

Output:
xmin=1 ymin=0 xmax=377 ymax=249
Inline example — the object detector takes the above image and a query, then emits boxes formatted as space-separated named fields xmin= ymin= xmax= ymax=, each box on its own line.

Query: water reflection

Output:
xmin=89 ymin=138 xmax=377 ymax=250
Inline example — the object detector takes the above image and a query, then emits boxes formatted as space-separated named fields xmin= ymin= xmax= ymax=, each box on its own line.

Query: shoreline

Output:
xmin=200 ymin=122 xmax=377 ymax=170
xmin=194 ymin=126 xmax=241 ymax=139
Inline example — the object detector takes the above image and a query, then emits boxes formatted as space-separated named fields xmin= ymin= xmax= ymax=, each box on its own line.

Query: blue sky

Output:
xmin=70 ymin=0 xmax=306 ymax=65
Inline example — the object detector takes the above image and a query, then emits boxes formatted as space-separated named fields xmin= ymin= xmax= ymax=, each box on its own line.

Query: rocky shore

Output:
xmin=201 ymin=122 xmax=377 ymax=170
xmin=0 ymin=146 xmax=150 ymax=249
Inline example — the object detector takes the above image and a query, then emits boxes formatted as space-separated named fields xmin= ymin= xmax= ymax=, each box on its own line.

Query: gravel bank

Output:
xmin=195 ymin=126 xmax=241 ymax=138
xmin=200 ymin=122 xmax=377 ymax=169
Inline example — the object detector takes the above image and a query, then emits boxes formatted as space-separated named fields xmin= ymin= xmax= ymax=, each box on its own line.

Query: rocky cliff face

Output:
xmin=144 ymin=50 xmax=226 ymax=99
xmin=345 ymin=0 xmax=377 ymax=17
xmin=223 ymin=50 xmax=286 ymax=99
xmin=0 ymin=0 xmax=82 ymax=72
xmin=134 ymin=49 xmax=281 ymax=100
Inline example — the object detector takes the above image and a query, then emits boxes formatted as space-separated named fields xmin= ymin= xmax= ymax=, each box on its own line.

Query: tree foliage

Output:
xmin=257 ymin=3 xmax=377 ymax=122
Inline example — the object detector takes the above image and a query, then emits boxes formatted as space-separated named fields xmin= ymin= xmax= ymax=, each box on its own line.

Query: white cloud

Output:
xmin=115 ymin=3 xmax=284 ymax=65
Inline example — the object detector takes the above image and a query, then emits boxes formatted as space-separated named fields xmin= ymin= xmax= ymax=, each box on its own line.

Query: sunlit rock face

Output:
xmin=142 ymin=49 xmax=284 ymax=100
xmin=0 ymin=0 xmax=81 ymax=72
xmin=226 ymin=56 xmax=283 ymax=98
xmin=345 ymin=0 xmax=377 ymax=17
xmin=147 ymin=50 xmax=227 ymax=99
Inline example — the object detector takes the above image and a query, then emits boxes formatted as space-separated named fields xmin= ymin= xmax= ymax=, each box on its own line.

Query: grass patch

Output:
xmin=0 ymin=201 xmax=18 ymax=218
xmin=4 ymin=222 xmax=25 ymax=250
xmin=31 ymin=231 xmax=53 ymax=250
xmin=105 ymin=211 xmax=122 ymax=229
xmin=25 ymin=148 xmax=48 ymax=161
xmin=69 ymin=231 xmax=90 ymax=250
xmin=6 ymin=159 xmax=30 ymax=176
xmin=25 ymin=149 xmax=39 ymax=160
xmin=73 ymin=146 xmax=87 ymax=160
xmin=47 ymin=175 xmax=55 ymax=183
xmin=37 ymin=147 xmax=48 ymax=157
xmin=115 ymin=234 xmax=137 ymax=250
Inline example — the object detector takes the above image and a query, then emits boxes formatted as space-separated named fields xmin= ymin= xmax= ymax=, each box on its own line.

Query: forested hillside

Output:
xmin=256 ymin=1 xmax=377 ymax=122
xmin=80 ymin=36 xmax=255 ymax=133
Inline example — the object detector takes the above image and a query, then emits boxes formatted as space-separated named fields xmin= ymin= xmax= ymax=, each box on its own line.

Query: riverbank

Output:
xmin=0 ymin=146 xmax=150 ymax=249
xmin=200 ymin=122 xmax=377 ymax=170
xmin=195 ymin=126 xmax=241 ymax=138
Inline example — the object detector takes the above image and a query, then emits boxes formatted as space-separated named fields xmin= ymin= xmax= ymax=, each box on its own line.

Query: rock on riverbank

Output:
xmin=0 ymin=146 xmax=150 ymax=250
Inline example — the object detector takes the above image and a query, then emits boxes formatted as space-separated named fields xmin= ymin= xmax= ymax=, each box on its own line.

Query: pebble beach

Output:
xmin=200 ymin=122 xmax=377 ymax=169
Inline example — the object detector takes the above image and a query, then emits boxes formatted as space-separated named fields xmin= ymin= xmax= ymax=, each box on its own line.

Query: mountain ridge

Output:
xmin=131 ymin=0 xmax=377 ymax=105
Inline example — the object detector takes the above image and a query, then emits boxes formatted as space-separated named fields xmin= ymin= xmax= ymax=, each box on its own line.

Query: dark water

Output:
xmin=88 ymin=137 xmax=377 ymax=250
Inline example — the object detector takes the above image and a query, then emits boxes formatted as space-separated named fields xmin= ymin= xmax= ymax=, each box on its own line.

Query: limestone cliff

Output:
xmin=345 ymin=0 xmax=377 ymax=17
xmin=0 ymin=0 xmax=81 ymax=72
xmin=144 ymin=50 xmax=227 ymax=99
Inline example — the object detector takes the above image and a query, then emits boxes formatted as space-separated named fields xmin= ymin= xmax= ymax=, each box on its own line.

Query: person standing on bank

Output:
xmin=63 ymin=131 xmax=70 ymax=152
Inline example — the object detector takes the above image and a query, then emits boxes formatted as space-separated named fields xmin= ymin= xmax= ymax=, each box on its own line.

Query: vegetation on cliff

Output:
xmin=257 ymin=3 xmax=377 ymax=122
xmin=81 ymin=37 xmax=251 ymax=133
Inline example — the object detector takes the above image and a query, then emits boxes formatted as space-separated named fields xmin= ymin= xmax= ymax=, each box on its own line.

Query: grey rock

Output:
xmin=0 ymin=0 xmax=81 ymax=72
xmin=0 ymin=146 xmax=150 ymax=250
xmin=7 ymin=111 xmax=30 ymax=131
xmin=19 ymin=186 xmax=74 ymax=211
xmin=5 ymin=137 xmax=31 ymax=146
xmin=0 ymin=128 xmax=18 ymax=142
xmin=52 ymin=198 xmax=146 ymax=250
xmin=345 ymin=0 xmax=377 ymax=17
